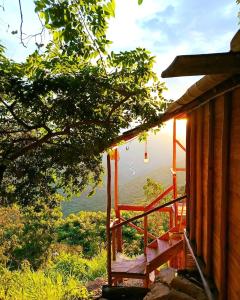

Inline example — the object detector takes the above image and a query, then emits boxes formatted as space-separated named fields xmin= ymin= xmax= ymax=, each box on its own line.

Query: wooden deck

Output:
xmin=111 ymin=253 xmax=147 ymax=278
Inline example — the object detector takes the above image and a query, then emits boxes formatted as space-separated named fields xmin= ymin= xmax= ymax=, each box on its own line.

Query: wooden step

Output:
xmin=146 ymin=238 xmax=183 ymax=273
xmin=146 ymin=239 xmax=170 ymax=263
xmin=111 ymin=253 xmax=147 ymax=278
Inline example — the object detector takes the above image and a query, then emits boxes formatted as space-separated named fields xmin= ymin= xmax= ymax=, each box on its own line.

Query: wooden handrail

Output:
xmin=118 ymin=204 xmax=145 ymax=212
xmin=119 ymin=217 xmax=157 ymax=240
xmin=111 ymin=195 xmax=187 ymax=231
xmin=145 ymin=185 xmax=174 ymax=210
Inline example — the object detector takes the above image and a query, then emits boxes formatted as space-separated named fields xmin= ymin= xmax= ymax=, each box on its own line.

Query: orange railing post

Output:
xmin=106 ymin=154 xmax=112 ymax=286
xmin=114 ymin=148 xmax=122 ymax=252
xmin=173 ymin=118 xmax=178 ymax=227
xmin=144 ymin=214 xmax=148 ymax=255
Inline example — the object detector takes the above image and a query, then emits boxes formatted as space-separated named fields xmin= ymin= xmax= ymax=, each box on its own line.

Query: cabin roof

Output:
xmin=161 ymin=30 xmax=240 ymax=78
xmin=113 ymin=31 xmax=240 ymax=146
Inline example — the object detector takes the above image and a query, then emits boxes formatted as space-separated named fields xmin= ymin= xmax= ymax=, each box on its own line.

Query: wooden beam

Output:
xmin=161 ymin=52 xmax=240 ymax=78
xmin=109 ymin=76 xmax=240 ymax=148
xmin=106 ymin=154 xmax=112 ymax=286
xmin=118 ymin=204 xmax=145 ymax=211
xmin=219 ymin=92 xmax=231 ymax=300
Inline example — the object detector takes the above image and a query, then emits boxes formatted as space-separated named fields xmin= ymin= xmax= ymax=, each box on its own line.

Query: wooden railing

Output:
xmin=113 ymin=184 xmax=176 ymax=254
xmin=111 ymin=195 xmax=186 ymax=231
xmin=109 ymin=194 xmax=187 ymax=264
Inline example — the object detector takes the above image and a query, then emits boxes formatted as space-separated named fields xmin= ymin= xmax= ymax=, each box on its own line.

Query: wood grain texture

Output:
xmin=212 ymin=95 xmax=224 ymax=293
xmin=196 ymin=108 xmax=203 ymax=257
xmin=218 ymin=93 xmax=231 ymax=300
xmin=202 ymin=104 xmax=210 ymax=266
xmin=205 ymin=101 xmax=214 ymax=277
xmin=161 ymin=52 xmax=240 ymax=77
xmin=227 ymin=88 xmax=240 ymax=300
xmin=189 ymin=112 xmax=196 ymax=242
xmin=185 ymin=116 xmax=191 ymax=234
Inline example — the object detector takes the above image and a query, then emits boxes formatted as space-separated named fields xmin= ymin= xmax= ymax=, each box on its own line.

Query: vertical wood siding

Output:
xmin=202 ymin=104 xmax=210 ymax=266
xmin=227 ymin=89 xmax=240 ymax=300
xmin=186 ymin=86 xmax=240 ymax=300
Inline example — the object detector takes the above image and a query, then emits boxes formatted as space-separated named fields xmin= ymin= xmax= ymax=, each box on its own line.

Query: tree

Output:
xmin=143 ymin=178 xmax=171 ymax=234
xmin=0 ymin=0 xmax=167 ymax=206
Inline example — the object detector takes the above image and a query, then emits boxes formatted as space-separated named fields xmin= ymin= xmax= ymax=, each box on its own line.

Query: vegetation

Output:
xmin=0 ymin=0 xmax=167 ymax=207
xmin=0 ymin=0 xmax=188 ymax=297
xmin=0 ymin=177 xmax=173 ymax=298
xmin=0 ymin=264 xmax=92 ymax=300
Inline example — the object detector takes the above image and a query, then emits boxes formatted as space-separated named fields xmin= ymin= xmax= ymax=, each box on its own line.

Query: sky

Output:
xmin=0 ymin=0 xmax=239 ymax=100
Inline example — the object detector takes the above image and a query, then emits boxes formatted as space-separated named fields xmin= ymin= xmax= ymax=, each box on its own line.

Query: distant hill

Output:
xmin=62 ymin=121 xmax=186 ymax=216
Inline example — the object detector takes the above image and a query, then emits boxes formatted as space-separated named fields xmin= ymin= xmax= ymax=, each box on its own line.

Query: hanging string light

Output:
xmin=144 ymin=139 xmax=149 ymax=163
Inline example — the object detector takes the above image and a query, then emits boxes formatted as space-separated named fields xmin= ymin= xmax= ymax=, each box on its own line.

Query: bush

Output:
xmin=0 ymin=266 xmax=90 ymax=300
xmin=0 ymin=204 xmax=61 ymax=269
xmin=57 ymin=211 xmax=106 ymax=258
xmin=47 ymin=250 xmax=107 ymax=283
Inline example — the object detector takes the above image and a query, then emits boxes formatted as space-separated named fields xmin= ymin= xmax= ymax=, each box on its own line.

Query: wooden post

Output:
xmin=196 ymin=108 xmax=203 ymax=257
xmin=189 ymin=112 xmax=196 ymax=242
xmin=112 ymin=224 xmax=116 ymax=261
xmin=114 ymin=148 xmax=122 ymax=252
xmin=186 ymin=115 xmax=191 ymax=234
xmin=219 ymin=93 xmax=231 ymax=300
xmin=144 ymin=215 xmax=148 ymax=255
xmin=106 ymin=154 xmax=112 ymax=286
xmin=173 ymin=118 xmax=178 ymax=227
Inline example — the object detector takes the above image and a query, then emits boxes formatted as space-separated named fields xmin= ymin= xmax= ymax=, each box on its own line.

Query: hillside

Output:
xmin=62 ymin=121 xmax=186 ymax=216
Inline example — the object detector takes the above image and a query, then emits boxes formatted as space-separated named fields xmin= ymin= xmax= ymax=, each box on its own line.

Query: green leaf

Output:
xmin=138 ymin=0 xmax=144 ymax=5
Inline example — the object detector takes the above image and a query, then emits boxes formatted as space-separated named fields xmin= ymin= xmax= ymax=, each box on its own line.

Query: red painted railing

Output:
xmin=114 ymin=184 xmax=176 ymax=254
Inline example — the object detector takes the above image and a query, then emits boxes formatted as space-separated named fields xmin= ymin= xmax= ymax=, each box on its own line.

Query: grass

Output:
xmin=0 ymin=250 xmax=107 ymax=300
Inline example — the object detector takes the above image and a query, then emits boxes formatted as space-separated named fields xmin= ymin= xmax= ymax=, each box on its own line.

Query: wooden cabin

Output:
xmin=105 ymin=31 xmax=240 ymax=300
xmin=171 ymin=73 xmax=240 ymax=300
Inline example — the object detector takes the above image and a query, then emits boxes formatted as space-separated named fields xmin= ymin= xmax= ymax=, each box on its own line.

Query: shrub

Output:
xmin=57 ymin=211 xmax=106 ymax=258
xmin=0 ymin=204 xmax=61 ymax=269
xmin=47 ymin=250 xmax=107 ymax=283
xmin=0 ymin=266 xmax=90 ymax=300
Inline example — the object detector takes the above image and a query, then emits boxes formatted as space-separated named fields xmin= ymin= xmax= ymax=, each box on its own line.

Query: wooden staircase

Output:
xmin=111 ymin=226 xmax=184 ymax=285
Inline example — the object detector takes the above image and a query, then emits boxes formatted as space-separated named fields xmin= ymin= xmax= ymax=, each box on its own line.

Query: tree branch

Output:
xmin=18 ymin=0 xmax=26 ymax=48
xmin=107 ymin=94 xmax=132 ymax=121
xmin=10 ymin=129 xmax=70 ymax=161
xmin=1 ymin=98 xmax=31 ymax=129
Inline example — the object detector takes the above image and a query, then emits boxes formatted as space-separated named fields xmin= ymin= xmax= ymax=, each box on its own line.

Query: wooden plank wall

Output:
xmin=186 ymin=86 xmax=240 ymax=300
xmin=227 ymin=88 xmax=240 ymax=300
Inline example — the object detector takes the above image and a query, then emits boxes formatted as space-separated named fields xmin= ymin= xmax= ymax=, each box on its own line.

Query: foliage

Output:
xmin=0 ymin=204 xmax=61 ymax=269
xmin=0 ymin=265 xmax=90 ymax=300
xmin=56 ymin=210 xmax=143 ymax=257
xmin=142 ymin=178 xmax=171 ymax=234
xmin=56 ymin=178 xmax=173 ymax=258
xmin=57 ymin=211 xmax=106 ymax=258
xmin=0 ymin=0 xmax=167 ymax=207
xmin=47 ymin=250 xmax=106 ymax=283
